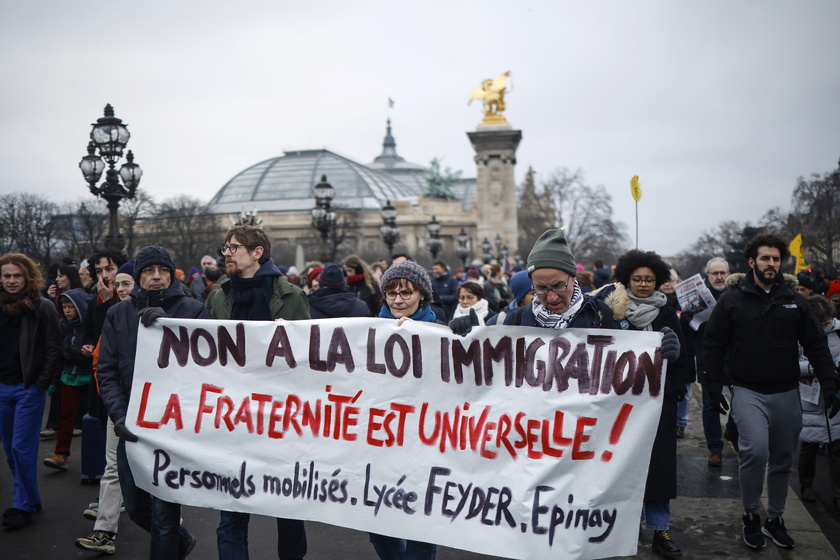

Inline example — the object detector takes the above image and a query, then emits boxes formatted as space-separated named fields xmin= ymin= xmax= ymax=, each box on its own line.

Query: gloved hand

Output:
xmin=449 ymin=308 xmax=479 ymax=337
xmin=137 ymin=307 xmax=167 ymax=327
xmin=708 ymin=389 xmax=729 ymax=415
xmin=114 ymin=417 xmax=139 ymax=443
xmin=46 ymin=384 xmax=56 ymax=396
xmin=660 ymin=327 xmax=680 ymax=362
xmin=824 ymin=388 xmax=840 ymax=419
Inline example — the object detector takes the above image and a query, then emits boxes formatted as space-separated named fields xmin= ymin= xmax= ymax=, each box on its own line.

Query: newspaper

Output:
xmin=675 ymin=273 xmax=718 ymax=331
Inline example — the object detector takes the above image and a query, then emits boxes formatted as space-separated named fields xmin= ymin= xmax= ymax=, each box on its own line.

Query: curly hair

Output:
xmin=0 ymin=253 xmax=45 ymax=294
xmin=613 ymin=250 xmax=671 ymax=290
xmin=743 ymin=232 xmax=790 ymax=261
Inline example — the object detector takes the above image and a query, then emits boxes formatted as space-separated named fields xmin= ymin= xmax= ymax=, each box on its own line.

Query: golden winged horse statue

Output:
xmin=468 ymin=71 xmax=512 ymax=125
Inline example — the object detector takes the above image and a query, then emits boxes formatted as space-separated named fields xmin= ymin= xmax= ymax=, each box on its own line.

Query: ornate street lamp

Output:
xmin=79 ymin=104 xmax=142 ymax=252
xmin=481 ymin=237 xmax=493 ymax=264
xmin=426 ymin=215 xmax=442 ymax=261
xmin=456 ymin=228 xmax=470 ymax=269
xmin=500 ymin=245 xmax=509 ymax=268
xmin=380 ymin=200 xmax=400 ymax=256
xmin=310 ymin=175 xmax=336 ymax=261
xmin=232 ymin=209 xmax=262 ymax=227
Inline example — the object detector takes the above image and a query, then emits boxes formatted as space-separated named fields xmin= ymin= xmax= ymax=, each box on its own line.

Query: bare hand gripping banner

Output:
xmin=128 ymin=317 xmax=666 ymax=560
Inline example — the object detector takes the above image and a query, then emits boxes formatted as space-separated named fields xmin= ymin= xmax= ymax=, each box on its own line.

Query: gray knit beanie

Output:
xmin=380 ymin=261 xmax=433 ymax=300
xmin=526 ymin=229 xmax=578 ymax=277
xmin=133 ymin=245 xmax=177 ymax=281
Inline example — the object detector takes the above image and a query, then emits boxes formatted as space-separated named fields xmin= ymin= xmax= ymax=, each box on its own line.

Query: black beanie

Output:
xmin=133 ymin=245 xmax=177 ymax=281
xmin=526 ymin=229 xmax=577 ymax=277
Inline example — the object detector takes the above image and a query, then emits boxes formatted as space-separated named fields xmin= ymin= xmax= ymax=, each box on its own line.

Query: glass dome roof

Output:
xmin=208 ymin=149 xmax=421 ymax=215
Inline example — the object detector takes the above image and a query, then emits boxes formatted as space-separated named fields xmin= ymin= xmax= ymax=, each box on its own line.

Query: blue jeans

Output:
xmin=641 ymin=500 xmax=671 ymax=531
xmin=676 ymin=383 xmax=691 ymax=428
xmin=700 ymin=383 xmax=724 ymax=452
xmin=368 ymin=533 xmax=437 ymax=560
xmin=117 ymin=440 xmax=193 ymax=559
xmin=217 ymin=511 xmax=306 ymax=559
xmin=0 ymin=383 xmax=46 ymax=513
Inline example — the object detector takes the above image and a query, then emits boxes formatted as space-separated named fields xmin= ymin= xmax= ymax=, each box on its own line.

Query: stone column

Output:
xmin=467 ymin=126 xmax=522 ymax=258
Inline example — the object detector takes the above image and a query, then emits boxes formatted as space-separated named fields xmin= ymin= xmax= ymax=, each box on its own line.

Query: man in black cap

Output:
xmin=97 ymin=245 xmax=205 ymax=559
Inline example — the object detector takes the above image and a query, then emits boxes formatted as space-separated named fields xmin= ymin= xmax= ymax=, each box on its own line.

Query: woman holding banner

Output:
xmin=370 ymin=259 xmax=440 ymax=560
xmin=598 ymin=249 xmax=690 ymax=558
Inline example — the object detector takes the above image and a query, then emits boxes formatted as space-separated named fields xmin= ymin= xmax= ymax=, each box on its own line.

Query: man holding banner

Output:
xmin=206 ymin=224 xmax=310 ymax=560
xmin=97 ymin=245 xmax=206 ymax=559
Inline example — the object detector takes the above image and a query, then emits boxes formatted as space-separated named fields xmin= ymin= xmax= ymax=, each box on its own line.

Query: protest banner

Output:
xmin=127 ymin=317 xmax=666 ymax=560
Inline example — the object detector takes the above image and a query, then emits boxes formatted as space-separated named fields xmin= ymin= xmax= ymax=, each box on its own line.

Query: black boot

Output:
xmin=652 ymin=530 xmax=682 ymax=557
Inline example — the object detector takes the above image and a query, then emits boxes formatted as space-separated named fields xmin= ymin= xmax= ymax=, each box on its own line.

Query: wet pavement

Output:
xmin=2 ymin=385 xmax=839 ymax=559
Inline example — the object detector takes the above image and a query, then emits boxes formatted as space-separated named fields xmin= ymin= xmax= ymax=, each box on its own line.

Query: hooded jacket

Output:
xmin=57 ymin=288 xmax=94 ymax=383
xmin=97 ymin=279 xmax=206 ymax=423
xmin=704 ymin=272 xmax=838 ymax=395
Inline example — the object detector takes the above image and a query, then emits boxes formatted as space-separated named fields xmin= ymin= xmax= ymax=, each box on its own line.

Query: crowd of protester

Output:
xmin=1 ymin=226 xmax=839 ymax=559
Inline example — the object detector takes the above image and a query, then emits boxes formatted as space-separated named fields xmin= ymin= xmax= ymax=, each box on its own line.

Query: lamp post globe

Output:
xmin=79 ymin=104 xmax=141 ymax=252
xmin=380 ymin=200 xmax=400 ymax=255
xmin=481 ymin=237 xmax=493 ymax=264
xmin=426 ymin=215 xmax=442 ymax=261
xmin=311 ymin=175 xmax=337 ymax=261
xmin=455 ymin=228 xmax=470 ymax=269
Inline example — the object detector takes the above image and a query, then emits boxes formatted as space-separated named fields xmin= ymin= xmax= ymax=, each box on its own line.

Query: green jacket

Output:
xmin=205 ymin=276 xmax=310 ymax=321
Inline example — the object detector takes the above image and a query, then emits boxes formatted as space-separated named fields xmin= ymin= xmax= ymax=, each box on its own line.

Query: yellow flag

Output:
xmin=789 ymin=233 xmax=808 ymax=274
xmin=630 ymin=175 xmax=642 ymax=201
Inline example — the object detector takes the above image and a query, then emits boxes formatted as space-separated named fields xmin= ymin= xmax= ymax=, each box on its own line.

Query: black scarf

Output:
xmin=228 ymin=261 xmax=280 ymax=321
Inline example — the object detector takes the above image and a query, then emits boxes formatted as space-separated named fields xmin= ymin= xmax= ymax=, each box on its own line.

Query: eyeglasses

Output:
xmin=459 ymin=294 xmax=478 ymax=302
xmin=384 ymin=289 xmax=415 ymax=300
xmin=630 ymin=277 xmax=656 ymax=286
xmin=708 ymin=271 xmax=728 ymax=276
xmin=115 ymin=281 xmax=135 ymax=289
xmin=140 ymin=266 xmax=171 ymax=276
xmin=220 ymin=243 xmax=255 ymax=254
xmin=532 ymin=282 xmax=569 ymax=296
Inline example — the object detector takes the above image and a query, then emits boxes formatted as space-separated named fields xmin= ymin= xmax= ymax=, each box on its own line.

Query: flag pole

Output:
xmin=630 ymin=175 xmax=642 ymax=249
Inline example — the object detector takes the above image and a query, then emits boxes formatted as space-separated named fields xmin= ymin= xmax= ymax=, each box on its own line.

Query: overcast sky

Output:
xmin=1 ymin=0 xmax=838 ymax=257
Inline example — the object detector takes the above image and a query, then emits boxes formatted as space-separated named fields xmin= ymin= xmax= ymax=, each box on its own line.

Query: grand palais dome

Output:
xmin=208 ymin=121 xmax=474 ymax=215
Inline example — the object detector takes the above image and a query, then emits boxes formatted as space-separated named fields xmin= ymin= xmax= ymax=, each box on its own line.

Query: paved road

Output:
xmin=2 ymin=386 xmax=839 ymax=559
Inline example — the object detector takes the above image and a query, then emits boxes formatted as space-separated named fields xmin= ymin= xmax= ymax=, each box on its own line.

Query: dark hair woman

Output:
xmin=46 ymin=264 xmax=83 ymax=312
xmin=602 ymin=249 xmax=690 ymax=557
xmin=454 ymin=281 xmax=494 ymax=325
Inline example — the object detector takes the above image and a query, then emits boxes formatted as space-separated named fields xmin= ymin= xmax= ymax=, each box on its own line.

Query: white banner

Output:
xmin=127 ymin=318 xmax=666 ymax=560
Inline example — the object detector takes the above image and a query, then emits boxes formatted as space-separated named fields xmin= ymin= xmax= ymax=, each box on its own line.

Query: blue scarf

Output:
xmin=378 ymin=304 xmax=437 ymax=323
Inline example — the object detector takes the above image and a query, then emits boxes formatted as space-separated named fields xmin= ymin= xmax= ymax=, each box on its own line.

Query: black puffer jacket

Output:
xmin=704 ymin=272 xmax=837 ymax=395
xmin=97 ymin=280 xmax=206 ymax=423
